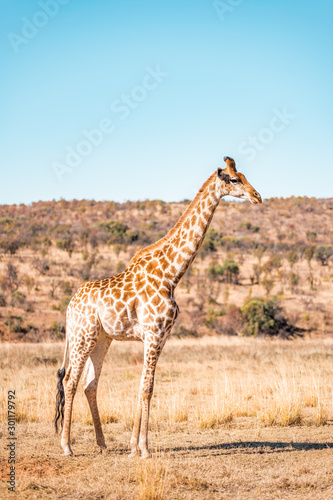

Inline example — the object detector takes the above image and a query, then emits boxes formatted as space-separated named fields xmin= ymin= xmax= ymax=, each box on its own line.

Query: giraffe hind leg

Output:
xmin=82 ymin=329 xmax=112 ymax=449
xmin=61 ymin=333 xmax=97 ymax=456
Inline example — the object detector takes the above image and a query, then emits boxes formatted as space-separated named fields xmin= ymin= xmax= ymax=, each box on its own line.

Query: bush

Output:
xmin=289 ymin=272 xmax=299 ymax=289
xmin=23 ymin=275 xmax=35 ymax=292
xmin=205 ymin=308 xmax=226 ymax=329
xmin=241 ymin=297 xmax=297 ymax=338
xmin=31 ymin=258 xmax=49 ymax=275
xmin=0 ymin=294 xmax=6 ymax=307
xmin=205 ymin=306 xmax=242 ymax=335
xmin=200 ymin=237 xmax=217 ymax=257
xmin=49 ymin=322 xmax=65 ymax=339
xmin=0 ymin=263 xmax=20 ymax=292
xmin=56 ymin=238 xmax=75 ymax=257
xmin=100 ymin=220 xmax=129 ymax=244
xmin=222 ymin=257 xmax=239 ymax=284
xmin=238 ymin=221 xmax=260 ymax=232
xmin=59 ymin=296 xmax=71 ymax=313
xmin=5 ymin=315 xmax=23 ymax=333
xmin=221 ymin=307 xmax=243 ymax=335
xmin=207 ymin=263 xmax=224 ymax=281
xmin=0 ymin=238 xmax=21 ymax=255
xmin=61 ymin=281 xmax=73 ymax=295
xmin=270 ymin=254 xmax=283 ymax=270
xmin=304 ymin=246 xmax=315 ymax=264
xmin=286 ymin=250 xmax=299 ymax=268
xmin=315 ymin=246 xmax=333 ymax=266
xmin=173 ymin=325 xmax=199 ymax=338
xmin=199 ymin=228 xmax=224 ymax=257
xmin=116 ymin=261 xmax=126 ymax=273
xmin=262 ymin=278 xmax=274 ymax=297
xmin=11 ymin=291 xmax=26 ymax=307
xmin=306 ymin=231 xmax=317 ymax=242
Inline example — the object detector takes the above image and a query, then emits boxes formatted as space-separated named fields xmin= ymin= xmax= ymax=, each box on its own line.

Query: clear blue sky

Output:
xmin=1 ymin=0 xmax=332 ymax=204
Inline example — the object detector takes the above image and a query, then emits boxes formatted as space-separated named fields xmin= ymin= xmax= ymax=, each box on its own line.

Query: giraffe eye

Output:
xmin=230 ymin=178 xmax=238 ymax=183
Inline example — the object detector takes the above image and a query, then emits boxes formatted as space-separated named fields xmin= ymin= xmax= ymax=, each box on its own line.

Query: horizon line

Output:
xmin=0 ymin=195 xmax=332 ymax=207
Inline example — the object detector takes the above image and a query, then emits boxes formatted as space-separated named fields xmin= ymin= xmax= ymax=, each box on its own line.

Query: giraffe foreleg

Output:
xmin=82 ymin=330 xmax=112 ymax=450
xmin=138 ymin=375 xmax=155 ymax=459
xmin=130 ymin=368 xmax=155 ymax=459
xmin=130 ymin=339 xmax=163 ymax=459
xmin=129 ymin=399 xmax=142 ymax=458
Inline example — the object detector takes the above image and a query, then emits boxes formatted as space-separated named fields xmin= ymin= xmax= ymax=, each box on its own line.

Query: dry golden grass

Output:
xmin=1 ymin=337 xmax=333 ymax=429
xmin=1 ymin=336 xmax=333 ymax=499
xmin=135 ymin=456 xmax=167 ymax=500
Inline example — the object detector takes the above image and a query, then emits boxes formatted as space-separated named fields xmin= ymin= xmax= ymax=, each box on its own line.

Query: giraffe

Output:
xmin=54 ymin=156 xmax=262 ymax=458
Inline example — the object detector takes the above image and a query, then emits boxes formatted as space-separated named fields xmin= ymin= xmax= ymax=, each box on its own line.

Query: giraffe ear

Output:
xmin=223 ymin=156 xmax=237 ymax=172
xmin=217 ymin=168 xmax=230 ymax=183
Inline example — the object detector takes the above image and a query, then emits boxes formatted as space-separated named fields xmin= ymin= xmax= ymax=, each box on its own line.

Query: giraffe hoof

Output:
xmin=64 ymin=449 xmax=73 ymax=457
xmin=141 ymin=450 xmax=151 ymax=459
xmin=129 ymin=450 xmax=140 ymax=459
xmin=97 ymin=442 xmax=107 ymax=449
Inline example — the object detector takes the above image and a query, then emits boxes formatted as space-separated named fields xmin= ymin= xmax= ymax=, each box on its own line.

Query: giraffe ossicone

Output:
xmin=54 ymin=156 xmax=262 ymax=458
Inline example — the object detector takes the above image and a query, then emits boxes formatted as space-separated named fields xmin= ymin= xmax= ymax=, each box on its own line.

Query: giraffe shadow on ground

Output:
xmin=165 ymin=441 xmax=333 ymax=456
xmin=68 ymin=441 xmax=333 ymax=459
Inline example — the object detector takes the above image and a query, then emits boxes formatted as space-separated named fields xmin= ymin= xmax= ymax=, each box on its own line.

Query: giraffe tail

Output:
xmin=54 ymin=337 xmax=69 ymax=434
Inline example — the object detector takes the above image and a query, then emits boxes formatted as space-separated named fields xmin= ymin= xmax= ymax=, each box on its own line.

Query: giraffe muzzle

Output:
xmin=250 ymin=191 xmax=262 ymax=204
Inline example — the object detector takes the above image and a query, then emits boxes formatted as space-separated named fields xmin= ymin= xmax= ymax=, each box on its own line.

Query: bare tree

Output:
xmin=0 ymin=263 xmax=20 ymax=293
xmin=49 ymin=279 xmax=63 ymax=299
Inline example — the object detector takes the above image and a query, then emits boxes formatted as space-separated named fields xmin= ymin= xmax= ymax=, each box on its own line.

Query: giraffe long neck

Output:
xmin=159 ymin=173 xmax=220 ymax=287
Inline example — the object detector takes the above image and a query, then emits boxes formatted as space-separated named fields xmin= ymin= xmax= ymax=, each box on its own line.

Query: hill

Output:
xmin=0 ymin=196 xmax=332 ymax=341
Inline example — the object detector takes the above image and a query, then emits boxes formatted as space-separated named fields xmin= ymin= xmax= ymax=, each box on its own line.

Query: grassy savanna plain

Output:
xmin=1 ymin=337 xmax=333 ymax=499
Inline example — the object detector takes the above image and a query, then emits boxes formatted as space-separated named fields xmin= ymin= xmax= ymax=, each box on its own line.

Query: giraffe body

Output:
xmin=55 ymin=157 xmax=262 ymax=458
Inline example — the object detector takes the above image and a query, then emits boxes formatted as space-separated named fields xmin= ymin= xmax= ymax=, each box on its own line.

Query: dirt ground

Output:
xmin=1 ymin=423 xmax=333 ymax=499
xmin=1 ymin=337 xmax=333 ymax=499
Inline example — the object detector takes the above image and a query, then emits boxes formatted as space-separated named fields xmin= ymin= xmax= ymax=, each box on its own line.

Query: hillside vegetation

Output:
xmin=0 ymin=196 xmax=332 ymax=341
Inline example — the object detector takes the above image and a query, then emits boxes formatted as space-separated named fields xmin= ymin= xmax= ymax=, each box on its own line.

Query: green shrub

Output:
xmin=222 ymin=257 xmax=239 ymax=284
xmin=315 ymin=246 xmax=332 ymax=266
xmin=49 ymin=322 xmax=65 ymax=339
xmin=286 ymin=250 xmax=299 ymax=268
xmin=59 ymin=296 xmax=71 ymax=313
xmin=11 ymin=290 xmax=26 ymax=307
xmin=270 ymin=254 xmax=283 ymax=270
xmin=238 ymin=221 xmax=260 ymax=232
xmin=173 ymin=325 xmax=199 ymax=338
xmin=56 ymin=238 xmax=75 ymax=257
xmin=200 ymin=237 xmax=217 ymax=257
xmin=205 ymin=308 xmax=226 ymax=329
xmin=289 ymin=272 xmax=299 ymax=288
xmin=306 ymin=231 xmax=317 ymax=242
xmin=61 ymin=281 xmax=73 ymax=295
xmin=304 ymin=246 xmax=315 ymax=264
xmin=5 ymin=315 xmax=23 ymax=333
xmin=207 ymin=263 xmax=224 ymax=281
xmin=116 ymin=261 xmax=126 ymax=273
xmin=241 ymin=297 xmax=297 ymax=338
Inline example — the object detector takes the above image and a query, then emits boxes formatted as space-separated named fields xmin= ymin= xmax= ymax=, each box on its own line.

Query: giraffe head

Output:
xmin=216 ymin=156 xmax=262 ymax=204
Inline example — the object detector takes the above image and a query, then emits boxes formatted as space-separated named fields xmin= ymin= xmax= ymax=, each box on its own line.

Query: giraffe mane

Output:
xmin=129 ymin=172 xmax=216 ymax=264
